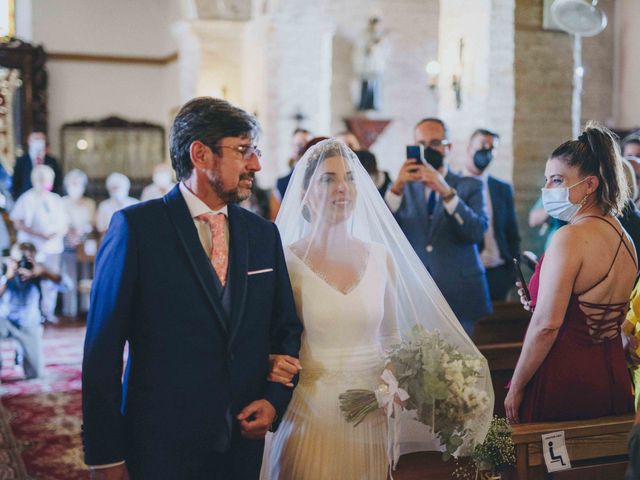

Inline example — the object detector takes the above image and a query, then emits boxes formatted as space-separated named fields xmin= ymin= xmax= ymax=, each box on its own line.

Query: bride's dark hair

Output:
xmin=302 ymin=140 xmax=347 ymax=190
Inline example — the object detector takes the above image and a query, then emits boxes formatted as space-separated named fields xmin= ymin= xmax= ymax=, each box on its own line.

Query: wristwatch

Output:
xmin=442 ymin=188 xmax=457 ymax=202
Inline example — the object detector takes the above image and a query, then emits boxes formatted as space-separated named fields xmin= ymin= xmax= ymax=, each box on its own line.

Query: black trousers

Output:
xmin=127 ymin=428 xmax=265 ymax=480
xmin=486 ymin=263 xmax=515 ymax=301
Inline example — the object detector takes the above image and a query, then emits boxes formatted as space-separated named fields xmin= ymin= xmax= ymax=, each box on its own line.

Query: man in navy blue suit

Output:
xmin=82 ymin=97 xmax=303 ymax=480
xmin=385 ymin=118 xmax=491 ymax=335
xmin=463 ymin=129 xmax=521 ymax=301
xmin=275 ymin=128 xmax=311 ymax=202
xmin=12 ymin=132 xmax=63 ymax=199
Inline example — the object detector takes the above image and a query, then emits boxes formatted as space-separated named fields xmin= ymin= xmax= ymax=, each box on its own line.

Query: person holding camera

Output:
xmin=10 ymin=165 xmax=69 ymax=324
xmin=0 ymin=242 xmax=70 ymax=379
xmin=384 ymin=118 xmax=491 ymax=335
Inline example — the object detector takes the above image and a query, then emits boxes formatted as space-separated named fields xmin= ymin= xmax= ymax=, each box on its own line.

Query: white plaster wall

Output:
xmin=26 ymin=0 xmax=182 ymax=162
xmin=241 ymin=0 xmax=439 ymax=187
xmin=324 ymin=0 xmax=440 ymax=178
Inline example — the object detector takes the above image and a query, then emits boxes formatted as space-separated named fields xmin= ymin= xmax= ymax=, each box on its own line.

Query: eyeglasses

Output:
xmin=418 ymin=139 xmax=451 ymax=149
xmin=216 ymin=144 xmax=262 ymax=160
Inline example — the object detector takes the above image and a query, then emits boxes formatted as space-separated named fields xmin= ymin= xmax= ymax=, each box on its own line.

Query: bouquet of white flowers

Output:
xmin=339 ymin=325 xmax=491 ymax=461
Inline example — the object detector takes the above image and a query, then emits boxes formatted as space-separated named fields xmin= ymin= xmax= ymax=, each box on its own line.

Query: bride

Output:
xmin=262 ymin=139 xmax=493 ymax=479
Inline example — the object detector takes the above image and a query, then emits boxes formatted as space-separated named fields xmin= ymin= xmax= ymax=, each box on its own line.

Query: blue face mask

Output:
xmin=541 ymin=177 xmax=589 ymax=222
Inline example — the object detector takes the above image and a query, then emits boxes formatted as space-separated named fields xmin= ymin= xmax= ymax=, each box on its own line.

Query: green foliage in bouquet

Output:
xmin=388 ymin=325 xmax=490 ymax=459
xmin=454 ymin=417 xmax=516 ymax=479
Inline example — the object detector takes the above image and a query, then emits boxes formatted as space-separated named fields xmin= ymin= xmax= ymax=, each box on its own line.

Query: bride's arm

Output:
xmin=380 ymin=251 xmax=401 ymax=351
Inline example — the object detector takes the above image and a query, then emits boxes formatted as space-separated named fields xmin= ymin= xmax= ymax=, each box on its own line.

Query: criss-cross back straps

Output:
xmin=577 ymin=298 xmax=629 ymax=342
xmin=574 ymin=215 xmax=637 ymax=297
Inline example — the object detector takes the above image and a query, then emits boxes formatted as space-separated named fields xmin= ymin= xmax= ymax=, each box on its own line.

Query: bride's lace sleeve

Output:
xmin=380 ymin=249 xmax=401 ymax=350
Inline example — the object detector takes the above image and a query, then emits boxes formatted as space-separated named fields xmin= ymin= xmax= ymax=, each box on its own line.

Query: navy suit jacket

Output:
xmin=11 ymin=153 xmax=63 ymax=199
xmin=276 ymin=171 xmax=292 ymax=200
xmin=487 ymin=175 xmax=521 ymax=264
xmin=82 ymin=185 xmax=302 ymax=474
xmin=393 ymin=170 xmax=492 ymax=321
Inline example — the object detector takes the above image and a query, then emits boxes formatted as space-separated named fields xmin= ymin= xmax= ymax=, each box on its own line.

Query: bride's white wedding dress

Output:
xmin=262 ymin=242 xmax=399 ymax=480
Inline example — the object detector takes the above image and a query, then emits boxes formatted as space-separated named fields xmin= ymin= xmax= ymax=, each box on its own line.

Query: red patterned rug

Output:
xmin=1 ymin=324 xmax=87 ymax=479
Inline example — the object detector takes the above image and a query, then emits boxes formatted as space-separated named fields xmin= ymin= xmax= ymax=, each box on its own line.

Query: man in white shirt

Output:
xmin=462 ymin=129 xmax=521 ymax=301
xmin=10 ymin=165 xmax=69 ymax=323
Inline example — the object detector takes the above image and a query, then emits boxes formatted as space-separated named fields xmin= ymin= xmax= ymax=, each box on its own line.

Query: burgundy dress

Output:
xmin=519 ymin=217 xmax=635 ymax=422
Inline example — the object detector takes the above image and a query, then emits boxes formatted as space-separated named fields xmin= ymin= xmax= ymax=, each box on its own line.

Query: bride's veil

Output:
xmin=275 ymin=138 xmax=493 ymax=455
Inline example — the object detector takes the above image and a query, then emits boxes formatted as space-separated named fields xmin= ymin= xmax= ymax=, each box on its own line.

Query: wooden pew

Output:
xmin=473 ymin=301 xmax=531 ymax=345
xmin=505 ymin=415 xmax=634 ymax=479
xmin=393 ymin=415 xmax=634 ymax=480
xmin=479 ymin=341 xmax=522 ymax=417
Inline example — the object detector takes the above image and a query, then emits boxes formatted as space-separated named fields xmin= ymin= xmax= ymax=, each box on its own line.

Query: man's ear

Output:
xmin=446 ymin=143 xmax=453 ymax=154
xmin=190 ymin=141 xmax=211 ymax=170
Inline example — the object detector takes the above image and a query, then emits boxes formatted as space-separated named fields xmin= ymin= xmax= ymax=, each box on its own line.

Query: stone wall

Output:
xmin=512 ymin=0 xmax=616 ymax=254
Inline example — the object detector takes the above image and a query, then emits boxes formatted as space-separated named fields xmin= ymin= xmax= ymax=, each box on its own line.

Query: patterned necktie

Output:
xmin=197 ymin=212 xmax=228 ymax=287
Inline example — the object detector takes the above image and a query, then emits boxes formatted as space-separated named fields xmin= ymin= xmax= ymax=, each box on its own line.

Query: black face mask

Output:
xmin=473 ymin=148 xmax=493 ymax=172
xmin=424 ymin=147 xmax=444 ymax=170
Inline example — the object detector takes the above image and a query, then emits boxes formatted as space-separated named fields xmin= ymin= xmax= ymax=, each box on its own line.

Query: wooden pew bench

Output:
xmin=473 ymin=301 xmax=531 ymax=345
xmin=505 ymin=415 xmax=634 ymax=479
xmin=392 ymin=415 xmax=634 ymax=480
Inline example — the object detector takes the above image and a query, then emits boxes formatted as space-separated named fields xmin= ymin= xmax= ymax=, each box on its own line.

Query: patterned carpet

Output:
xmin=0 ymin=324 xmax=87 ymax=480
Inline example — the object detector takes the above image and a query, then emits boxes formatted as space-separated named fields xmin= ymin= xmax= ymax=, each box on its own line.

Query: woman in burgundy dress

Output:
xmin=505 ymin=122 xmax=638 ymax=424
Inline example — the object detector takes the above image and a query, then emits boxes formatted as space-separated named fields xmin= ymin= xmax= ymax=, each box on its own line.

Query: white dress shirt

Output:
xmin=10 ymin=189 xmax=69 ymax=254
xmin=463 ymin=170 xmax=504 ymax=268
xmin=179 ymin=182 xmax=229 ymax=253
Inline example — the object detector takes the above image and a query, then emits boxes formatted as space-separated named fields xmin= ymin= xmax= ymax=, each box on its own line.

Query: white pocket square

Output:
xmin=247 ymin=268 xmax=274 ymax=276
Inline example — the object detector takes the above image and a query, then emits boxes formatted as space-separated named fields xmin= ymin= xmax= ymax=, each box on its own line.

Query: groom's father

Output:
xmin=82 ymin=97 xmax=303 ymax=480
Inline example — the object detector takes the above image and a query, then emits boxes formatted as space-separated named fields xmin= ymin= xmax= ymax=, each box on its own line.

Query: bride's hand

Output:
xmin=268 ymin=354 xmax=302 ymax=387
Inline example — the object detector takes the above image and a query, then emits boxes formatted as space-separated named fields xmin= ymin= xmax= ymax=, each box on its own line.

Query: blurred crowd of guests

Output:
xmin=0 ymin=132 xmax=178 ymax=380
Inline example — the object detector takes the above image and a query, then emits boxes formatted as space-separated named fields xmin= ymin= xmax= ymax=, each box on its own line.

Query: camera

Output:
xmin=18 ymin=255 xmax=34 ymax=271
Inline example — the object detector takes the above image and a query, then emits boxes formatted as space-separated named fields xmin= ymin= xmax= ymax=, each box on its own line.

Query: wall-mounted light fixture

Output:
xmin=425 ymin=61 xmax=441 ymax=90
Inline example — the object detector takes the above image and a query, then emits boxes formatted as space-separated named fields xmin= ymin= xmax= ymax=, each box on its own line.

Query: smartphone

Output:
xmin=406 ymin=145 xmax=424 ymax=164
xmin=513 ymin=257 xmax=531 ymax=303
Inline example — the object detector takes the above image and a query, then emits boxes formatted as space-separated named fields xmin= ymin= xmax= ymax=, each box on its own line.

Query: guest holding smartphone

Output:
xmin=506 ymin=122 xmax=637 ymax=424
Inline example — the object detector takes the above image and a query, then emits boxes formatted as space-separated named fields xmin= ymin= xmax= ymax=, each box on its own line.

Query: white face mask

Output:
xmin=541 ymin=177 xmax=589 ymax=222
xmin=110 ymin=188 xmax=128 ymax=201
xmin=29 ymin=139 xmax=46 ymax=159
xmin=66 ymin=185 xmax=84 ymax=200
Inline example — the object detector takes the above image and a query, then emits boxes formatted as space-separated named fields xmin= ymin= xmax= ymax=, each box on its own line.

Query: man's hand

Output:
xmin=420 ymin=163 xmax=450 ymax=195
xmin=390 ymin=160 xmax=425 ymax=195
xmin=237 ymin=399 xmax=277 ymax=440
xmin=89 ymin=464 xmax=129 ymax=480
xmin=268 ymin=354 xmax=301 ymax=387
